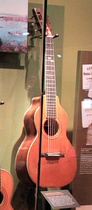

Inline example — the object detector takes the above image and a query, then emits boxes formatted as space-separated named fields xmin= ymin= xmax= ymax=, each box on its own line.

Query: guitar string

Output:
xmin=46 ymin=36 xmax=58 ymax=153
xmin=46 ymin=36 xmax=50 ymax=152
xmin=46 ymin=37 xmax=49 ymax=152
xmin=50 ymin=37 xmax=53 ymax=138
xmin=48 ymin=36 xmax=54 ymax=153
xmin=51 ymin=37 xmax=57 ymax=152
xmin=51 ymin=37 xmax=59 ymax=153
xmin=48 ymin=37 xmax=52 ymax=152
xmin=51 ymin=37 xmax=55 ymax=139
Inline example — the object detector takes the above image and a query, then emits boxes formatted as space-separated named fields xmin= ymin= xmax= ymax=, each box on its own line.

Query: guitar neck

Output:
xmin=32 ymin=8 xmax=57 ymax=119
xmin=45 ymin=36 xmax=56 ymax=119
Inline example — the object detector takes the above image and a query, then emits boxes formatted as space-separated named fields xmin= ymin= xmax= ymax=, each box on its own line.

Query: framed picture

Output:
xmin=0 ymin=0 xmax=28 ymax=53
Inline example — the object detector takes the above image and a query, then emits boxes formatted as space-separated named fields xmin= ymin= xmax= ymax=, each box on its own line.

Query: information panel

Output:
xmin=41 ymin=190 xmax=79 ymax=209
xmin=73 ymin=51 xmax=92 ymax=205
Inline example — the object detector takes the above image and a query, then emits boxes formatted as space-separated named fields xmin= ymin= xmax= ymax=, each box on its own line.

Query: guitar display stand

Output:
xmin=34 ymin=1 xmax=48 ymax=209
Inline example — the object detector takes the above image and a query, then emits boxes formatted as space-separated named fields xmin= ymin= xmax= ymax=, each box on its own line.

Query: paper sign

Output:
xmin=82 ymin=64 xmax=92 ymax=90
xmin=81 ymin=99 xmax=92 ymax=128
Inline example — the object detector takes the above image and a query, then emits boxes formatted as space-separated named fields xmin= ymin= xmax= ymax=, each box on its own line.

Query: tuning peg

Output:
xmin=34 ymin=29 xmax=39 ymax=33
xmin=29 ymin=16 xmax=34 ymax=20
xmin=53 ymin=34 xmax=59 ymax=39
xmin=31 ymin=34 xmax=42 ymax=40
xmin=0 ymin=101 xmax=4 ymax=105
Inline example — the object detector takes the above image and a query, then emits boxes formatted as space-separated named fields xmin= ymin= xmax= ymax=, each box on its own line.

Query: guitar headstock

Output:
xmin=32 ymin=8 xmax=52 ymax=36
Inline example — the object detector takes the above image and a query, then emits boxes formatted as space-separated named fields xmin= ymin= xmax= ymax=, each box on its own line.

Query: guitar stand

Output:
xmin=34 ymin=1 xmax=48 ymax=210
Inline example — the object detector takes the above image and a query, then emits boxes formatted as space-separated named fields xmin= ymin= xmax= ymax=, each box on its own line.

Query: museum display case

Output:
xmin=0 ymin=1 xmax=92 ymax=210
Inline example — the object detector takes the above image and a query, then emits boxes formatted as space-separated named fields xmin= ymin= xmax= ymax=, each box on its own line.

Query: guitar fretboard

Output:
xmin=45 ymin=36 xmax=56 ymax=119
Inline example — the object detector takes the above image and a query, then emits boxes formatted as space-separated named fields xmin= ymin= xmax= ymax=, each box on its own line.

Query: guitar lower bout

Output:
xmin=27 ymin=95 xmax=77 ymax=188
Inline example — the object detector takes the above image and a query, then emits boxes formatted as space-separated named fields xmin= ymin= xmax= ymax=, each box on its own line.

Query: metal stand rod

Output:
xmin=34 ymin=1 xmax=47 ymax=210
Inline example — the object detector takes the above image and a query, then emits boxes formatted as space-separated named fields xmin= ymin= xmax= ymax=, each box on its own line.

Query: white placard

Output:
xmin=82 ymin=64 xmax=92 ymax=90
xmin=41 ymin=190 xmax=80 ymax=209
xmin=81 ymin=99 xmax=92 ymax=128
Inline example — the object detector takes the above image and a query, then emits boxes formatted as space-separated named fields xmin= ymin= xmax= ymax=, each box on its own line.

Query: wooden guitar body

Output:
xmin=0 ymin=169 xmax=14 ymax=210
xmin=15 ymin=8 xmax=77 ymax=188
xmin=15 ymin=96 xmax=40 ymax=185
xmin=27 ymin=95 xmax=77 ymax=188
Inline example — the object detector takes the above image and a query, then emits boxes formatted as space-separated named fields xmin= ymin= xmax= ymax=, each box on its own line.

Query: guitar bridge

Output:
xmin=41 ymin=152 xmax=64 ymax=160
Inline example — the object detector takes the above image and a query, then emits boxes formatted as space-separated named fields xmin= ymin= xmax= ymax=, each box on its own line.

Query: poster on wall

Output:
xmin=0 ymin=0 xmax=28 ymax=53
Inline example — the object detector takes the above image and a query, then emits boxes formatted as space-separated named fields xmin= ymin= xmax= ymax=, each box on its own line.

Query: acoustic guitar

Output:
xmin=26 ymin=8 xmax=77 ymax=188
xmin=0 ymin=169 xmax=14 ymax=210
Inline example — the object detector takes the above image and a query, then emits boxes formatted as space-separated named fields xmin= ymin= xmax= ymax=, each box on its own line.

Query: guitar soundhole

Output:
xmin=44 ymin=118 xmax=59 ymax=136
xmin=0 ymin=191 xmax=3 ymax=204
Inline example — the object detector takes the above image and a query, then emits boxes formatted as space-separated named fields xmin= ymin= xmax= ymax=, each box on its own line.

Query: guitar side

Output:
xmin=15 ymin=96 xmax=40 ymax=186
xmin=27 ymin=95 xmax=77 ymax=188
xmin=0 ymin=169 xmax=14 ymax=210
